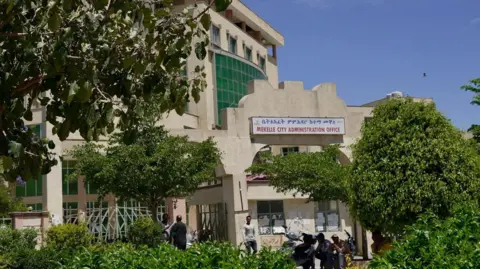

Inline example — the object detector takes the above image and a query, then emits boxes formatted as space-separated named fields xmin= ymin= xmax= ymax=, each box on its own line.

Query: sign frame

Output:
xmin=250 ymin=116 xmax=346 ymax=135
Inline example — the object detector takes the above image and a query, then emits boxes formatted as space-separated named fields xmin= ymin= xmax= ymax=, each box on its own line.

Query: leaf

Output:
xmin=194 ymin=42 xmax=207 ymax=60
xmin=24 ymin=110 xmax=33 ymax=121
xmin=0 ymin=156 xmax=14 ymax=173
xmin=215 ymin=0 xmax=232 ymax=12
xmin=68 ymin=82 xmax=80 ymax=103
xmin=200 ymin=13 xmax=211 ymax=30
xmin=8 ymin=142 xmax=22 ymax=158
xmin=62 ymin=0 xmax=72 ymax=11
xmin=48 ymin=12 xmax=62 ymax=32
xmin=76 ymin=81 xmax=93 ymax=103
xmin=58 ymin=120 xmax=71 ymax=141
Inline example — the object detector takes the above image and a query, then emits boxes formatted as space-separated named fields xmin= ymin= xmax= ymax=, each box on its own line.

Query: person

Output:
xmin=371 ymin=231 xmax=393 ymax=257
xmin=161 ymin=213 xmax=171 ymax=240
xmin=327 ymin=234 xmax=350 ymax=269
xmin=294 ymin=234 xmax=316 ymax=269
xmin=315 ymin=233 xmax=331 ymax=269
xmin=243 ymin=215 xmax=258 ymax=254
xmin=169 ymin=215 xmax=188 ymax=250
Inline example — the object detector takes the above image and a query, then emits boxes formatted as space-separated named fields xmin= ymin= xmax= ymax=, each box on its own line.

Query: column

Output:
xmin=166 ymin=198 xmax=187 ymax=221
xmin=42 ymin=122 xmax=63 ymax=223
xmin=77 ymin=176 xmax=87 ymax=223
xmin=222 ymin=174 xmax=249 ymax=245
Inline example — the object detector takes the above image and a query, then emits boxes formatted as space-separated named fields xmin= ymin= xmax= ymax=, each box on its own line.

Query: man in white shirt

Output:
xmin=243 ymin=215 xmax=257 ymax=254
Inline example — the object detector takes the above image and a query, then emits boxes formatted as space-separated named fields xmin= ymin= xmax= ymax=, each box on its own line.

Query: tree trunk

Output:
xmin=149 ymin=201 xmax=159 ymax=223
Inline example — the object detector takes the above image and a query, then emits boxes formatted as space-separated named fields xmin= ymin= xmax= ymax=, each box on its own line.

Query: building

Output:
xmin=11 ymin=0 xmax=429 ymax=258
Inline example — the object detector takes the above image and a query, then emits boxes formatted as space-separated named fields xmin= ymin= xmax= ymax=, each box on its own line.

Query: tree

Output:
xmin=369 ymin=204 xmax=480 ymax=269
xmin=0 ymin=0 xmax=231 ymax=183
xmin=349 ymin=98 xmax=480 ymax=236
xmin=246 ymin=145 xmax=349 ymax=203
xmin=461 ymin=78 xmax=480 ymax=105
xmin=461 ymin=78 xmax=480 ymax=150
xmin=0 ymin=180 xmax=26 ymax=217
xmin=69 ymin=126 xmax=221 ymax=222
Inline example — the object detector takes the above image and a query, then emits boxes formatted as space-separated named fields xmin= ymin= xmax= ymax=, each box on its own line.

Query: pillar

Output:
xmin=222 ymin=174 xmax=249 ymax=245
xmin=240 ymin=21 xmax=246 ymax=31
xmin=42 ymin=122 xmax=63 ymax=222
xmin=166 ymin=197 xmax=187 ymax=221
xmin=77 ymin=176 xmax=87 ymax=223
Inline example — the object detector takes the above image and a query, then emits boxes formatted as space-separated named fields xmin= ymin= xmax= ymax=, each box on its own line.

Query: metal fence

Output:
xmin=0 ymin=217 xmax=12 ymax=228
xmin=64 ymin=203 xmax=165 ymax=241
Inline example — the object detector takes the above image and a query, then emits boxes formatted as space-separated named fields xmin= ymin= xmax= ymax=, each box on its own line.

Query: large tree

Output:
xmin=0 ymin=0 xmax=231 ymax=182
xmin=69 ymin=126 xmax=221 ymax=222
xmin=462 ymin=78 xmax=480 ymax=149
xmin=349 ymin=98 xmax=480 ymax=236
xmin=246 ymin=145 xmax=349 ymax=203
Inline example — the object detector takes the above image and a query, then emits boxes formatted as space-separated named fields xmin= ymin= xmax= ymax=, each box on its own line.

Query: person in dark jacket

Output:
xmin=169 ymin=215 xmax=188 ymax=250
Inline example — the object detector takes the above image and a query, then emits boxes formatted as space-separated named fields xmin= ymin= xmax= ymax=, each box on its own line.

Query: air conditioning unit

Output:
xmin=387 ymin=91 xmax=403 ymax=98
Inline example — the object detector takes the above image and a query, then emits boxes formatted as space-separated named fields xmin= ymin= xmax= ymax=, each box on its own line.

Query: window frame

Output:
xmin=62 ymin=160 xmax=78 ymax=195
xmin=228 ymin=34 xmax=237 ymax=54
xmin=314 ymin=200 xmax=341 ymax=232
xmin=256 ymin=200 xmax=285 ymax=235
xmin=281 ymin=147 xmax=299 ymax=156
xmin=211 ymin=24 xmax=221 ymax=47
xmin=244 ymin=46 xmax=252 ymax=61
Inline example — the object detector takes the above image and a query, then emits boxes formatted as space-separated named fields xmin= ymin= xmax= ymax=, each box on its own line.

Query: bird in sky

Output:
xmin=423 ymin=73 xmax=427 ymax=77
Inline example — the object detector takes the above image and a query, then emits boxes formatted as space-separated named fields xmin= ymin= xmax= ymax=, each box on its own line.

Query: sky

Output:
xmin=242 ymin=0 xmax=480 ymax=130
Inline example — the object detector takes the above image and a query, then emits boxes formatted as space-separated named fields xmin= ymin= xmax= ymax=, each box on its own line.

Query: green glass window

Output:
xmin=62 ymin=160 xmax=78 ymax=195
xmin=26 ymin=203 xmax=43 ymax=211
xmin=16 ymin=125 xmax=43 ymax=197
xmin=215 ymin=54 xmax=267 ymax=125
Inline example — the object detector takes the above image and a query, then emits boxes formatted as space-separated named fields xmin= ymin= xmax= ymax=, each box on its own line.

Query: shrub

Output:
xmin=5 ymin=247 xmax=64 ymax=269
xmin=0 ymin=227 xmax=37 ymax=253
xmin=369 ymin=205 xmax=480 ymax=269
xmin=127 ymin=217 xmax=164 ymax=247
xmin=62 ymin=241 xmax=296 ymax=269
xmin=46 ymin=223 xmax=92 ymax=251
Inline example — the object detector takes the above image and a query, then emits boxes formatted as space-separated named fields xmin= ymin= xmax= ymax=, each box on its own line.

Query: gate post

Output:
xmin=222 ymin=174 xmax=249 ymax=245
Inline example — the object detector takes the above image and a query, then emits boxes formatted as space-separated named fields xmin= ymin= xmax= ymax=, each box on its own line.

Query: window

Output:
xmin=26 ymin=203 xmax=43 ymax=212
xmin=244 ymin=46 xmax=252 ymax=61
xmin=257 ymin=200 xmax=285 ymax=235
xmin=15 ymin=125 xmax=44 ymax=197
xmin=228 ymin=35 xmax=237 ymax=54
xmin=314 ymin=201 xmax=340 ymax=232
xmin=62 ymin=160 xmax=78 ymax=195
xmin=259 ymin=56 xmax=266 ymax=71
xmin=211 ymin=25 xmax=220 ymax=46
xmin=281 ymin=147 xmax=299 ymax=156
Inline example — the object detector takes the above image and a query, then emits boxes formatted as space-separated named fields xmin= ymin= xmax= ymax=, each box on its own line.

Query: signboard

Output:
xmin=251 ymin=117 xmax=345 ymax=135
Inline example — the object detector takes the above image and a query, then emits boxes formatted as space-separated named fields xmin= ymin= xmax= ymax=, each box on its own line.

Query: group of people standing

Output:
xmin=241 ymin=215 xmax=360 ymax=269
xmin=161 ymin=213 xmax=188 ymax=250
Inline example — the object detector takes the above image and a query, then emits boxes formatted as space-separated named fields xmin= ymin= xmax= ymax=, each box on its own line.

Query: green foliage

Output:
xmin=3 ymin=247 xmax=63 ymax=269
xmin=350 ymin=98 xmax=480 ymax=236
xmin=127 ymin=217 xmax=165 ymax=247
xmin=461 ymin=78 xmax=480 ymax=105
xmin=246 ymin=145 xmax=349 ymax=202
xmin=0 ymin=182 xmax=26 ymax=217
xmin=369 ymin=205 xmax=480 ymax=269
xmin=59 ymin=242 xmax=295 ymax=269
xmin=46 ymin=223 xmax=93 ymax=251
xmin=0 ymin=0 xmax=231 ymax=183
xmin=0 ymin=227 xmax=37 ymax=253
xmin=70 ymin=126 xmax=221 ymax=222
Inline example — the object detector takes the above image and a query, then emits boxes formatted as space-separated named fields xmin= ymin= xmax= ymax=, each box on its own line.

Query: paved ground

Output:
xmin=296 ymin=258 xmax=370 ymax=268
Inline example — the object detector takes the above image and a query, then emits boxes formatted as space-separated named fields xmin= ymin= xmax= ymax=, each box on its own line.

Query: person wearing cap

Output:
xmin=315 ymin=233 xmax=331 ymax=269
xmin=327 ymin=234 xmax=350 ymax=269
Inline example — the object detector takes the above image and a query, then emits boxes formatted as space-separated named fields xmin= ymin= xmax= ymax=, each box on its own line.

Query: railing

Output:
xmin=0 ymin=217 xmax=12 ymax=228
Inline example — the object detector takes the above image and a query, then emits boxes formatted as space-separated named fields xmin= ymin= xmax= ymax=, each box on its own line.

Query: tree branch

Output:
xmin=12 ymin=74 xmax=44 ymax=96
xmin=0 ymin=32 xmax=28 ymax=37
xmin=192 ymin=0 xmax=215 ymax=21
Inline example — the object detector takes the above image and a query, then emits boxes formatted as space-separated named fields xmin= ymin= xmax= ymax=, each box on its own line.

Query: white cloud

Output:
xmin=470 ymin=17 xmax=480 ymax=25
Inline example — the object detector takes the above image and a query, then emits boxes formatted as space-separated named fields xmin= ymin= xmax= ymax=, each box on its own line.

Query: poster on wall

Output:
xmin=251 ymin=117 xmax=346 ymax=135
xmin=327 ymin=213 xmax=339 ymax=231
